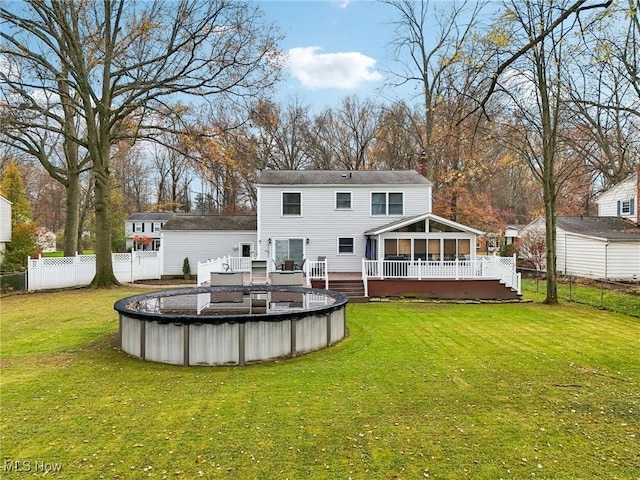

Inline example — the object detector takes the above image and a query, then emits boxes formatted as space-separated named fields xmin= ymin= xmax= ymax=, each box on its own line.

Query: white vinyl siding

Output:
xmin=597 ymin=175 xmax=638 ymax=222
xmin=258 ymin=183 xmax=431 ymax=272
xmin=0 ymin=196 xmax=11 ymax=244
xmin=557 ymin=229 xmax=640 ymax=280
xmin=161 ymin=231 xmax=258 ymax=275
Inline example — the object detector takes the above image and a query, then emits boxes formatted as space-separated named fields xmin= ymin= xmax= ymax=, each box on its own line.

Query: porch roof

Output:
xmin=364 ymin=213 xmax=485 ymax=236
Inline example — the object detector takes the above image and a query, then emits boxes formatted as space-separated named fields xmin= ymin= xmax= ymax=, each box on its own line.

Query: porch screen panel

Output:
xmin=428 ymin=239 xmax=440 ymax=261
xmin=444 ymin=239 xmax=456 ymax=260
xmin=384 ymin=239 xmax=397 ymax=256
xmin=458 ymin=239 xmax=471 ymax=258
xmin=399 ymin=239 xmax=411 ymax=257
xmin=415 ymin=239 xmax=427 ymax=260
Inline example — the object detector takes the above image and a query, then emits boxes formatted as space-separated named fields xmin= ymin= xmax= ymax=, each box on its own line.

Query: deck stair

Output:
xmin=319 ymin=279 xmax=368 ymax=303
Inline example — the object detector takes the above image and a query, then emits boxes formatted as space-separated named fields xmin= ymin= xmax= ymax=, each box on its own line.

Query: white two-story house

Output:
xmin=160 ymin=169 xmax=521 ymax=299
xmin=256 ymin=170 xmax=482 ymax=271
xmin=597 ymin=167 xmax=639 ymax=223
xmin=125 ymin=212 xmax=175 ymax=251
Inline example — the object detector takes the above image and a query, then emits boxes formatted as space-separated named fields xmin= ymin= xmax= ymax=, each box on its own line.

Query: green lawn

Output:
xmin=1 ymin=288 xmax=639 ymax=479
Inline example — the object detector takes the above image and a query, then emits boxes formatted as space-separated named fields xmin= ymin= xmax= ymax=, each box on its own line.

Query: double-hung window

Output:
xmin=336 ymin=192 xmax=352 ymax=209
xmin=338 ymin=237 xmax=355 ymax=254
xmin=282 ymin=192 xmax=301 ymax=216
xmin=133 ymin=223 xmax=143 ymax=233
xmin=371 ymin=192 xmax=404 ymax=215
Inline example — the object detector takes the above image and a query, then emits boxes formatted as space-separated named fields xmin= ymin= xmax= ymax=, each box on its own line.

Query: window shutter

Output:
xmin=631 ymin=198 xmax=636 ymax=215
xmin=617 ymin=200 xmax=621 ymax=216
xmin=142 ymin=223 xmax=145 ymax=232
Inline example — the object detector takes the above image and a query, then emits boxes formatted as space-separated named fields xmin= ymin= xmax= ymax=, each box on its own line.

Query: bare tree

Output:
xmin=0 ymin=0 xmax=284 ymax=286
xmin=250 ymin=99 xmax=313 ymax=171
xmin=486 ymin=0 xmax=608 ymax=303
xmin=308 ymin=95 xmax=383 ymax=170
xmin=382 ymin=0 xmax=487 ymax=179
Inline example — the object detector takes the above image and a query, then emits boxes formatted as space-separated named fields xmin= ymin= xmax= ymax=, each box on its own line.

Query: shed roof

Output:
xmin=127 ymin=212 xmax=175 ymax=221
xmin=162 ymin=214 xmax=257 ymax=232
xmin=257 ymin=169 xmax=432 ymax=186
xmin=557 ymin=216 xmax=640 ymax=241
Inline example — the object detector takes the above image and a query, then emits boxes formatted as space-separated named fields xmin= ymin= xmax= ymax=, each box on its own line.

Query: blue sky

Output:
xmin=259 ymin=0 xmax=411 ymax=111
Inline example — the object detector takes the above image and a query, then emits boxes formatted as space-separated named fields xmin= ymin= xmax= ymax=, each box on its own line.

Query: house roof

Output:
xmin=557 ymin=216 xmax=640 ymax=241
xmin=162 ymin=214 xmax=257 ymax=231
xmin=364 ymin=213 xmax=484 ymax=236
xmin=596 ymin=172 xmax=638 ymax=203
xmin=127 ymin=212 xmax=175 ymax=221
xmin=257 ymin=169 xmax=432 ymax=186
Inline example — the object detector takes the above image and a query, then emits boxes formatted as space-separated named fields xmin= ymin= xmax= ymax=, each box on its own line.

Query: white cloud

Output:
xmin=287 ymin=46 xmax=382 ymax=90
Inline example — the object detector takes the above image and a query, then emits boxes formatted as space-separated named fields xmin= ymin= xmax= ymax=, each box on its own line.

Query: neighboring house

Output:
xmin=597 ymin=167 xmax=639 ymax=223
xmin=0 ymin=195 xmax=11 ymax=257
xmin=161 ymin=214 xmax=257 ymax=276
xmin=36 ymin=227 xmax=57 ymax=253
xmin=125 ymin=212 xmax=175 ymax=251
xmin=520 ymin=216 xmax=640 ymax=280
xmin=504 ymin=224 xmax=523 ymax=249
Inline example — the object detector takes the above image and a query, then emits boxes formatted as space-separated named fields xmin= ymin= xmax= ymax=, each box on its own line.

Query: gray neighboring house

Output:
xmin=125 ymin=212 xmax=175 ymax=251
xmin=161 ymin=214 xmax=257 ymax=276
xmin=522 ymin=216 xmax=640 ymax=280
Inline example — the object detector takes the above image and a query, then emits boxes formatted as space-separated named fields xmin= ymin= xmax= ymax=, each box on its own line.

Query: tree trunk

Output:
xmin=90 ymin=171 xmax=118 ymax=287
xmin=63 ymin=168 xmax=80 ymax=256
xmin=543 ymin=178 xmax=558 ymax=304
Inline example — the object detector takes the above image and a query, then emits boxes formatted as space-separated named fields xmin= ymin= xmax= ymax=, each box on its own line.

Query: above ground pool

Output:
xmin=114 ymin=285 xmax=348 ymax=366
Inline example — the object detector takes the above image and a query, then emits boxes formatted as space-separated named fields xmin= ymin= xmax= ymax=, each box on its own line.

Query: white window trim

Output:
xmin=282 ymin=191 xmax=302 ymax=216
xmin=621 ymin=199 xmax=631 ymax=214
xmin=337 ymin=237 xmax=356 ymax=255
xmin=152 ymin=222 xmax=162 ymax=232
xmin=133 ymin=223 xmax=143 ymax=233
xmin=371 ymin=192 xmax=404 ymax=216
xmin=335 ymin=191 xmax=353 ymax=210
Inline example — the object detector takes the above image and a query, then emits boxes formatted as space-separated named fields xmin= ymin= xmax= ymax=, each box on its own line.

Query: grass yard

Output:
xmin=1 ymin=288 xmax=639 ymax=479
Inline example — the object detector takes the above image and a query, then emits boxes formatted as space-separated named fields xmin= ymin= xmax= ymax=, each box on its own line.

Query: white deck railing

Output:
xmin=362 ymin=255 xmax=520 ymax=297
xmin=197 ymin=256 xmax=329 ymax=289
xmin=306 ymin=259 xmax=329 ymax=290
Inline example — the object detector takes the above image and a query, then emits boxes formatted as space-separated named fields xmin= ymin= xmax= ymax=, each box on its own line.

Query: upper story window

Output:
xmin=133 ymin=223 xmax=143 ymax=233
xmin=152 ymin=222 xmax=162 ymax=232
xmin=618 ymin=198 xmax=635 ymax=216
xmin=282 ymin=192 xmax=301 ymax=216
xmin=371 ymin=192 xmax=404 ymax=215
xmin=336 ymin=192 xmax=352 ymax=210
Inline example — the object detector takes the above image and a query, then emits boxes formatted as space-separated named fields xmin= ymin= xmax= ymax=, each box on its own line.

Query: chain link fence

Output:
xmin=520 ymin=268 xmax=640 ymax=318
xmin=0 ymin=271 xmax=27 ymax=294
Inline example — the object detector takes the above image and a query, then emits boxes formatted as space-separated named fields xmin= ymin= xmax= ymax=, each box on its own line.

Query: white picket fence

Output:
xmin=27 ymin=251 xmax=161 ymax=291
